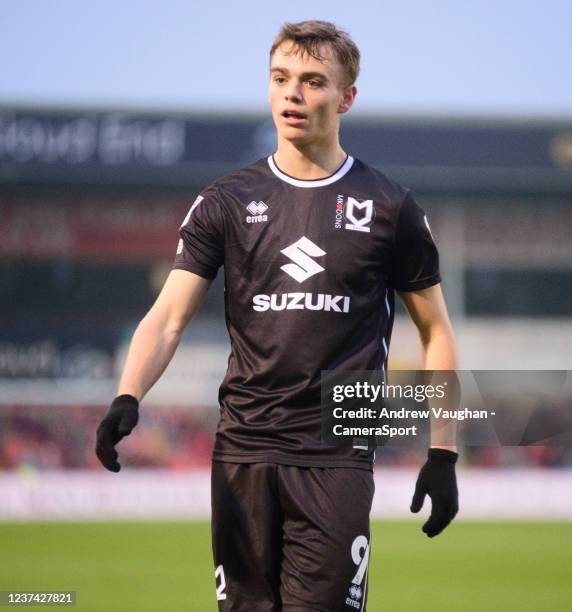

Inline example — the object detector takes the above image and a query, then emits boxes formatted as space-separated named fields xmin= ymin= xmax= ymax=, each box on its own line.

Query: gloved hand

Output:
xmin=410 ymin=448 xmax=459 ymax=537
xmin=95 ymin=394 xmax=140 ymax=472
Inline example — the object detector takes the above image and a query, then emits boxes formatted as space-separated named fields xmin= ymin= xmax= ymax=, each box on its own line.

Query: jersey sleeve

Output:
xmin=172 ymin=185 xmax=224 ymax=280
xmin=389 ymin=192 xmax=441 ymax=292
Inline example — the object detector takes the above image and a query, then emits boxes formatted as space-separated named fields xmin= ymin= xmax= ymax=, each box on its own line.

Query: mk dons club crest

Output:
xmin=335 ymin=195 xmax=375 ymax=233
xmin=345 ymin=197 xmax=374 ymax=233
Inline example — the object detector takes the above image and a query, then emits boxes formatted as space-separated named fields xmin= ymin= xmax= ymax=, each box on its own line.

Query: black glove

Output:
xmin=96 ymin=394 xmax=140 ymax=472
xmin=410 ymin=448 xmax=459 ymax=537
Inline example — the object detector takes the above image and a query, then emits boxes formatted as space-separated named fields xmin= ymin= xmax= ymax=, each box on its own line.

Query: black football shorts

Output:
xmin=211 ymin=461 xmax=375 ymax=612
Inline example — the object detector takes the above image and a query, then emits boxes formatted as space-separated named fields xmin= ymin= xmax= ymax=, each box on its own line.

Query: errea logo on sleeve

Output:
xmin=246 ymin=200 xmax=268 ymax=224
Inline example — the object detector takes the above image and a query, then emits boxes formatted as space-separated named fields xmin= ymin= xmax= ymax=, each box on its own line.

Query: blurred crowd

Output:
xmin=1 ymin=404 xmax=571 ymax=470
xmin=0 ymin=405 xmax=215 ymax=471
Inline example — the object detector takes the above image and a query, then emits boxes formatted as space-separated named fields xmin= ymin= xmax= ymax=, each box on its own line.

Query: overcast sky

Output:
xmin=1 ymin=0 xmax=571 ymax=117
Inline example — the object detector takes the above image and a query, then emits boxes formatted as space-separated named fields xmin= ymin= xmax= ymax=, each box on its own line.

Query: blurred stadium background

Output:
xmin=1 ymin=108 xmax=571 ymax=610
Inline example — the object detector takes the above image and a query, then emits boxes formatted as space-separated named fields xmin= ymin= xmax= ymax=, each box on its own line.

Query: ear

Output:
xmin=338 ymin=84 xmax=357 ymax=114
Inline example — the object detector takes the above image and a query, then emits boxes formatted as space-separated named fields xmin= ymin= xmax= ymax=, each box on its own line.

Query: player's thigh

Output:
xmin=211 ymin=461 xmax=283 ymax=612
xmin=278 ymin=466 xmax=374 ymax=612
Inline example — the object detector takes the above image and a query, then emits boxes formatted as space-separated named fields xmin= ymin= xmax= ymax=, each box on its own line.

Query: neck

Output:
xmin=274 ymin=137 xmax=347 ymax=180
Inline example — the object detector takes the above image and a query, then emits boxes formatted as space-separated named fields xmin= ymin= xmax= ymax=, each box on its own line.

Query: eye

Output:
xmin=273 ymin=76 xmax=286 ymax=84
xmin=307 ymin=79 xmax=322 ymax=88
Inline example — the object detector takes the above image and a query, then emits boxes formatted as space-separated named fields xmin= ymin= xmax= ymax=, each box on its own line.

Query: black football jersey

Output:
xmin=172 ymin=155 xmax=440 ymax=469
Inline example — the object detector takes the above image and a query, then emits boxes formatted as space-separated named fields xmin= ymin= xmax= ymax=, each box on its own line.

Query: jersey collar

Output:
xmin=267 ymin=154 xmax=354 ymax=188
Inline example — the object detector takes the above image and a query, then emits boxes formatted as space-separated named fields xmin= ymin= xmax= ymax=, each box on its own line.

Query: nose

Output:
xmin=284 ymin=81 xmax=303 ymax=103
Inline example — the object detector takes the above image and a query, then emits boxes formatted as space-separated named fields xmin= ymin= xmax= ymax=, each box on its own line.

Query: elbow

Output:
xmin=163 ymin=318 xmax=186 ymax=340
xmin=140 ymin=309 xmax=185 ymax=341
xmin=419 ymin=321 xmax=456 ymax=349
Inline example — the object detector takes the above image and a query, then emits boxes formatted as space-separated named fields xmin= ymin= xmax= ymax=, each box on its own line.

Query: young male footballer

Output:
xmin=96 ymin=20 xmax=459 ymax=612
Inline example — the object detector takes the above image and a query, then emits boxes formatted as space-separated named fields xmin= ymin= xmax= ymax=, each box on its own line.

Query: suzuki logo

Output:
xmin=280 ymin=236 xmax=326 ymax=283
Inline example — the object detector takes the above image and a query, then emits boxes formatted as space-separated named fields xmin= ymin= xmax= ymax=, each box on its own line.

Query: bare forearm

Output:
xmin=117 ymin=313 xmax=182 ymax=401
xmin=421 ymin=326 xmax=459 ymax=451
xmin=420 ymin=324 xmax=458 ymax=371
xmin=114 ymin=271 xmax=211 ymax=402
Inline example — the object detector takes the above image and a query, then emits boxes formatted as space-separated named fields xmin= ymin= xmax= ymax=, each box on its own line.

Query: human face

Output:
xmin=268 ymin=42 xmax=356 ymax=147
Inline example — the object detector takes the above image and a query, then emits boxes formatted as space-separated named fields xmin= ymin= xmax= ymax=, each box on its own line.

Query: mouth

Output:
xmin=281 ymin=110 xmax=307 ymax=125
